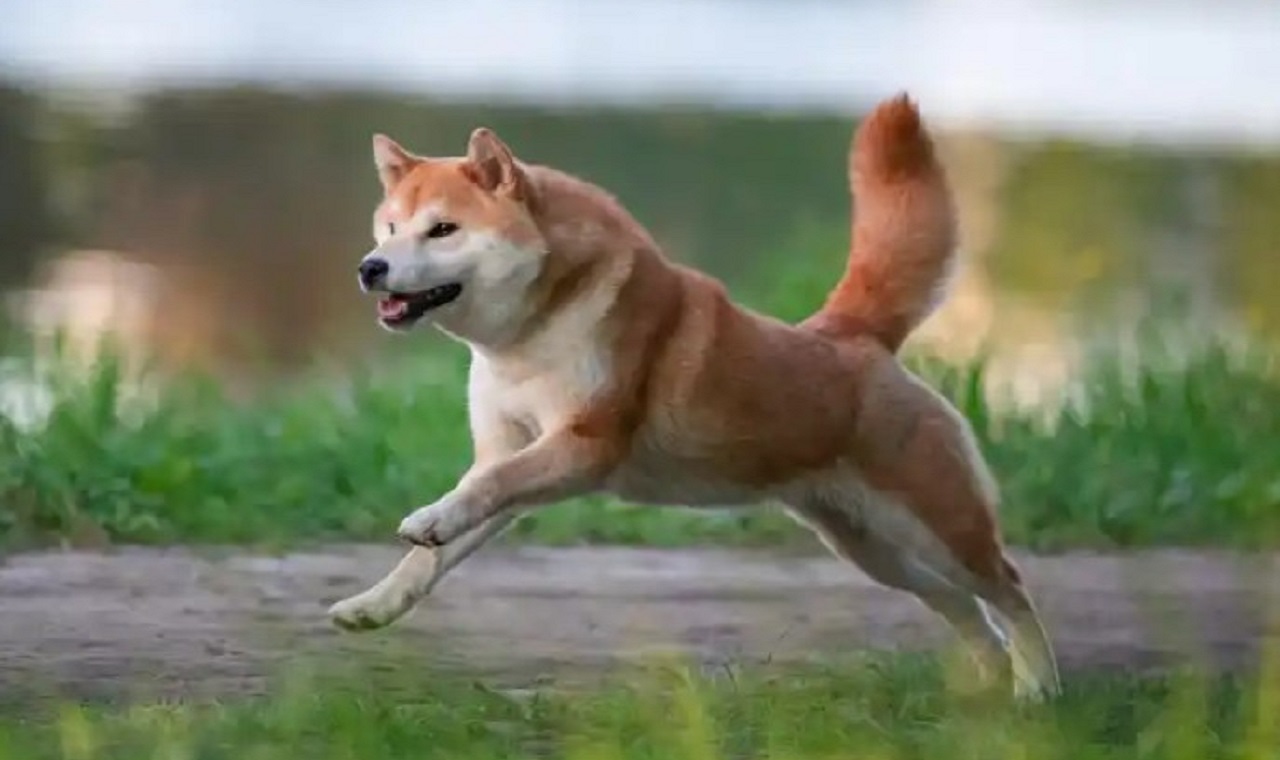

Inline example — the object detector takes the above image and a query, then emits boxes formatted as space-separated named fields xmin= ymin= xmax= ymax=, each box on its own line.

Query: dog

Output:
xmin=328 ymin=93 xmax=1062 ymax=701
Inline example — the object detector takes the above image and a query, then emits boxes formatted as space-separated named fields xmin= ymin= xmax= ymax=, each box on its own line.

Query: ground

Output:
xmin=2 ymin=545 xmax=1276 ymax=707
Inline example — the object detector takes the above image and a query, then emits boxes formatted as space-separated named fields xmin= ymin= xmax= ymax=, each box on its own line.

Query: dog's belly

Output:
xmin=604 ymin=442 xmax=767 ymax=508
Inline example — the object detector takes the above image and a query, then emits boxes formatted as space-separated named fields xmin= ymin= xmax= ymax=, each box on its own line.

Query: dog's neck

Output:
xmin=466 ymin=165 xmax=661 ymax=358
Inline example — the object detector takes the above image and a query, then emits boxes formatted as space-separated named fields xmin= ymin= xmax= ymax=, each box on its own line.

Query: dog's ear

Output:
xmin=372 ymin=134 xmax=418 ymax=192
xmin=464 ymin=128 xmax=526 ymax=199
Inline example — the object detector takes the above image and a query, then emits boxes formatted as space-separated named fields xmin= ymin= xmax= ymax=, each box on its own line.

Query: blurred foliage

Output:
xmin=0 ymin=84 xmax=55 ymax=287
xmin=1220 ymin=155 xmax=1280 ymax=336
xmin=2 ymin=82 xmax=1280 ymax=373
xmin=1 ymin=309 xmax=1278 ymax=550
xmin=983 ymin=141 xmax=1172 ymax=308
xmin=0 ymin=650 xmax=1273 ymax=760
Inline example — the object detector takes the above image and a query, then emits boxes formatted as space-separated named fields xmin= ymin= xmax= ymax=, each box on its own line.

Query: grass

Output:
xmin=1 ymin=310 xmax=1279 ymax=551
xmin=2 ymin=291 xmax=1278 ymax=757
xmin=1 ymin=652 xmax=1277 ymax=759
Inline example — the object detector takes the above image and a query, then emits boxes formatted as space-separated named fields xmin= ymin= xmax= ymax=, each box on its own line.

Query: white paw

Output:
xmin=397 ymin=497 xmax=472 ymax=547
xmin=327 ymin=586 xmax=415 ymax=632
xmin=1013 ymin=677 xmax=1051 ymax=704
xmin=1010 ymin=648 xmax=1060 ymax=703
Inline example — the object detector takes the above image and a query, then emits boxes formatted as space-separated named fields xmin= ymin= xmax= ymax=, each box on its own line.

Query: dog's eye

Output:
xmin=426 ymin=222 xmax=459 ymax=239
xmin=387 ymin=222 xmax=396 ymax=235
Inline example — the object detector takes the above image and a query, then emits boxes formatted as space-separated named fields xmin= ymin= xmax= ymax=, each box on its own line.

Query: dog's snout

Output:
xmin=358 ymin=258 xmax=389 ymax=289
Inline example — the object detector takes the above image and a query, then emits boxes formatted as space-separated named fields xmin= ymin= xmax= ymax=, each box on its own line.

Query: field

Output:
xmin=2 ymin=308 xmax=1279 ymax=551
xmin=1 ymin=655 xmax=1277 ymax=760
xmin=3 ymin=273 xmax=1280 ymax=757
xmin=0 ymin=542 xmax=1276 ymax=759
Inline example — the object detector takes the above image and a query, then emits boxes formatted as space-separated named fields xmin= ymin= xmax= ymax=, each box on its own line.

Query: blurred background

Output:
xmin=1 ymin=0 xmax=1277 ymax=401
xmin=3 ymin=3 xmax=1280 ymax=718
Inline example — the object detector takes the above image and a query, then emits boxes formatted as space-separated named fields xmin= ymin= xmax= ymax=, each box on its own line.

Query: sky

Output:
xmin=1 ymin=0 xmax=1278 ymax=146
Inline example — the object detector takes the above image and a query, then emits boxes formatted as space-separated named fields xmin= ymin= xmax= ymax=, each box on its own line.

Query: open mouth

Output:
xmin=376 ymin=283 xmax=464 ymax=326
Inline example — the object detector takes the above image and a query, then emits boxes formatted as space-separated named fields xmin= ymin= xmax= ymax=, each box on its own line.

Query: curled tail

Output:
xmin=801 ymin=93 xmax=957 ymax=353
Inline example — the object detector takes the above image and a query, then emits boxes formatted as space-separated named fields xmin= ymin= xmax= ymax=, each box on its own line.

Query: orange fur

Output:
xmin=803 ymin=94 xmax=957 ymax=352
xmin=330 ymin=94 xmax=1061 ymax=701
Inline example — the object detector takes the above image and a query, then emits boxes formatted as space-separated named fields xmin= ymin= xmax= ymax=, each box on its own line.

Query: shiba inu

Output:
xmin=329 ymin=94 xmax=1062 ymax=700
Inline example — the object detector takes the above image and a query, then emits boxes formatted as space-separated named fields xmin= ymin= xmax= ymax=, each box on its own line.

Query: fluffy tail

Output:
xmin=801 ymin=93 xmax=957 ymax=353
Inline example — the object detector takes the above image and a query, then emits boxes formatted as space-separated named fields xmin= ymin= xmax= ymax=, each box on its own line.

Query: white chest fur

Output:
xmin=468 ymin=343 xmax=607 ymax=438
xmin=465 ymin=266 xmax=621 ymax=438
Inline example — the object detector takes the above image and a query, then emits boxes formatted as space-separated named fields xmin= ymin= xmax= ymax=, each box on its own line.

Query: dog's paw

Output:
xmin=397 ymin=498 xmax=471 ymax=547
xmin=327 ymin=587 xmax=414 ymax=632
xmin=1009 ymin=644 xmax=1061 ymax=704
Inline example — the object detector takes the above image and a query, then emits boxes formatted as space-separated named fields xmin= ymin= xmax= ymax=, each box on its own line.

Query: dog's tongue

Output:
xmin=378 ymin=297 xmax=409 ymax=320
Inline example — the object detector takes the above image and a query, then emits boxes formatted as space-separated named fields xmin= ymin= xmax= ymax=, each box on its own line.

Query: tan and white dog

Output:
xmin=328 ymin=94 xmax=1062 ymax=700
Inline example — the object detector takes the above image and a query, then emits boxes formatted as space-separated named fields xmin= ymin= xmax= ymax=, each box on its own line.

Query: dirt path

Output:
xmin=1 ymin=546 xmax=1277 ymax=703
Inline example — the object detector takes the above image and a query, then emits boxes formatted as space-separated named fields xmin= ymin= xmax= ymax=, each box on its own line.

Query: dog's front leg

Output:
xmin=328 ymin=510 xmax=519 ymax=631
xmin=329 ymin=407 xmax=534 ymax=632
xmin=398 ymin=427 xmax=617 ymax=547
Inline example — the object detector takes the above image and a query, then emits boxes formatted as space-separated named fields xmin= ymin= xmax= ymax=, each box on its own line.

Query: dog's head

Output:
xmin=357 ymin=129 xmax=547 ymax=344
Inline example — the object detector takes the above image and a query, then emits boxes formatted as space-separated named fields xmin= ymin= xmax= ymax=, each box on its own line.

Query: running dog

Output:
xmin=328 ymin=94 xmax=1062 ymax=700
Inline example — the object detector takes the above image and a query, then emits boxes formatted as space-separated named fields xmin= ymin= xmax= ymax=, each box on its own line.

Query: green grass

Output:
xmin=1 ymin=653 xmax=1277 ymax=759
xmin=2 ymin=313 xmax=1279 ymax=550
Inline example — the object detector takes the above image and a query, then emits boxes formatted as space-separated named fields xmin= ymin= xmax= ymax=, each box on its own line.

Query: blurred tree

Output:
xmin=1220 ymin=155 xmax=1280 ymax=340
xmin=77 ymin=88 xmax=856 ymax=372
xmin=45 ymin=84 xmax=1279 ymax=376
xmin=0 ymin=84 xmax=54 ymax=291
xmin=984 ymin=141 xmax=1184 ymax=313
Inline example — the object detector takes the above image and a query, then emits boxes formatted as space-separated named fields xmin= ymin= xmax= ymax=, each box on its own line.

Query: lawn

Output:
xmin=1 ymin=653 xmax=1276 ymax=760
xmin=3 ymin=294 xmax=1278 ymax=759
xmin=2 ymin=315 xmax=1278 ymax=551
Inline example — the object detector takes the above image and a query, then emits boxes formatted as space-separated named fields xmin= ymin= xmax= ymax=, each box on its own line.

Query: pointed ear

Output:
xmin=464 ymin=128 xmax=525 ymax=198
xmin=372 ymin=133 xmax=418 ymax=191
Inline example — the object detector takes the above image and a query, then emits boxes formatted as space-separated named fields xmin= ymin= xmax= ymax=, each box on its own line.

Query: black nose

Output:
xmin=358 ymin=258 xmax=389 ymax=289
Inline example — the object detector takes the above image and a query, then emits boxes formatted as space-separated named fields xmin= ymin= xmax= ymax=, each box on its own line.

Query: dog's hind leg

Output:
xmin=788 ymin=500 xmax=1013 ymax=691
xmin=836 ymin=372 xmax=1062 ymax=700
xmin=969 ymin=553 xmax=1062 ymax=701
xmin=329 ymin=511 xmax=518 ymax=631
